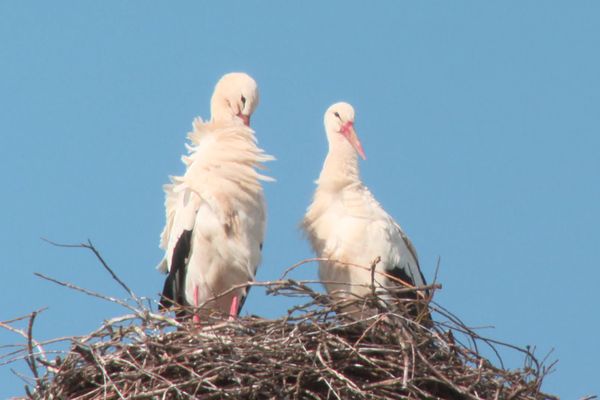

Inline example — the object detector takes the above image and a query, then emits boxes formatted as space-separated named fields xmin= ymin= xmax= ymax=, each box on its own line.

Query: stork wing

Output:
xmin=386 ymin=223 xmax=428 ymax=296
xmin=158 ymin=183 xmax=202 ymax=313
xmin=387 ymin=224 xmax=432 ymax=325
xmin=157 ymin=182 xmax=200 ymax=272
xmin=159 ymin=229 xmax=192 ymax=312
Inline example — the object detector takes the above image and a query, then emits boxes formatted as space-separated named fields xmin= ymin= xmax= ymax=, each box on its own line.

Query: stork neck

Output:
xmin=317 ymin=149 xmax=361 ymax=188
xmin=210 ymin=98 xmax=235 ymax=123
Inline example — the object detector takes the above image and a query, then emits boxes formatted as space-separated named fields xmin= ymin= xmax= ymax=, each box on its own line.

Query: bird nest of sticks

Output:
xmin=1 ymin=244 xmax=559 ymax=400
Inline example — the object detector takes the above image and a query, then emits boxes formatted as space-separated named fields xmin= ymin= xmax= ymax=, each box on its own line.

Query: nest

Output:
xmin=0 ymin=242 xmax=561 ymax=399
xmin=4 ymin=282 xmax=559 ymax=400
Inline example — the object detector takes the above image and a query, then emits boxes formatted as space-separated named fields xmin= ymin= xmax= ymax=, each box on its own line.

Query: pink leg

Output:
xmin=229 ymin=295 xmax=239 ymax=320
xmin=192 ymin=285 xmax=200 ymax=324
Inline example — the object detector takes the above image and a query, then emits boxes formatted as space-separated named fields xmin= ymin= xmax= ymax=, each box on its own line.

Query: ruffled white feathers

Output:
xmin=158 ymin=118 xmax=274 ymax=273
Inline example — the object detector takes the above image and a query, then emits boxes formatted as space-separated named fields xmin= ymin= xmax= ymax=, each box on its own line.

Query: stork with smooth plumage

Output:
xmin=302 ymin=102 xmax=430 ymax=321
xmin=157 ymin=72 xmax=274 ymax=323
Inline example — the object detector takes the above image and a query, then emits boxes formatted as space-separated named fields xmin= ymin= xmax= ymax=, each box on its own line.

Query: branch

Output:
xmin=41 ymin=238 xmax=140 ymax=305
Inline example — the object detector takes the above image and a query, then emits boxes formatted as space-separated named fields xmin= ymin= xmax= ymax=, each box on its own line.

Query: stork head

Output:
xmin=324 ymin=102 xmax=366 ymax=160
xmin=210 ymin=72 xmax=259 ymax=126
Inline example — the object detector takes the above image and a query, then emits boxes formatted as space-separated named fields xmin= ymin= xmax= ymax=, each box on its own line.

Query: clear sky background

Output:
xmin=1 ymin=2 xmax=598 ymax=398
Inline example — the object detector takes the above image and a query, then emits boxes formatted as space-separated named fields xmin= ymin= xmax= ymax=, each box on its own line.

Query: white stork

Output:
xmin=157 ymin=72 xmax=274 ymax=322
xmin=302 ymin=102 xmax=429 ymax=320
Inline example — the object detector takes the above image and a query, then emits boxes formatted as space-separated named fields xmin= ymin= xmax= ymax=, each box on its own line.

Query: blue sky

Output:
xmin=1 ymin=2 xmax=599 ymax=397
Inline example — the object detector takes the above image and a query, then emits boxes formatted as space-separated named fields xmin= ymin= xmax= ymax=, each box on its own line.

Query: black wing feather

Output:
xmin=387 ymin=265 xmax=422 ymax=300
xmin=159 ymin=229 xmax=193 ymax=316
xmin=387 ymin=230 xmax=432 ymax=325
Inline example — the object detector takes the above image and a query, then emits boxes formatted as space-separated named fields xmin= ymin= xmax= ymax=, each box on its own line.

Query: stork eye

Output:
xmin=334 ymin=112 xmax=341 ymax=119
xmin=241 ymin=95 xmax=246 ymax=105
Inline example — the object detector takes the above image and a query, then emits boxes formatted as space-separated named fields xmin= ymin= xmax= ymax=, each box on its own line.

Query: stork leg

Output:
xmin=192 ymin=285 xmax=200 ymax=324
xmin=229 ymin=295 xmax=239 ymax=320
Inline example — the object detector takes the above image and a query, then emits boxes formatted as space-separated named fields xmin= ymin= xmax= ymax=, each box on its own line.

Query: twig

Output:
xmin=25 ymin=310 xmax=39 ymax=381
xmin=42 ymin=238 xmax=140 ymax=304
xmin=33 ymin=272 xmax=138 ymax=314
xmin=370 ymin=256 xmax=381 ymax=298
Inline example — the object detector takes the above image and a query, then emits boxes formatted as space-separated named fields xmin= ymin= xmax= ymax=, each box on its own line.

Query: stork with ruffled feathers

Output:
xmin=157 ymin=73 xmax=274 ymax=323
xmin=303 ymin=102 xmax=429 ymax=321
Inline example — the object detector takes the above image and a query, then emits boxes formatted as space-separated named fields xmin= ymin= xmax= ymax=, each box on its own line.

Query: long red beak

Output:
xmin=237 ymin=113 xmax=250 ymax=126
xmin=341 ymin=122 xmax=366 ymax=160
